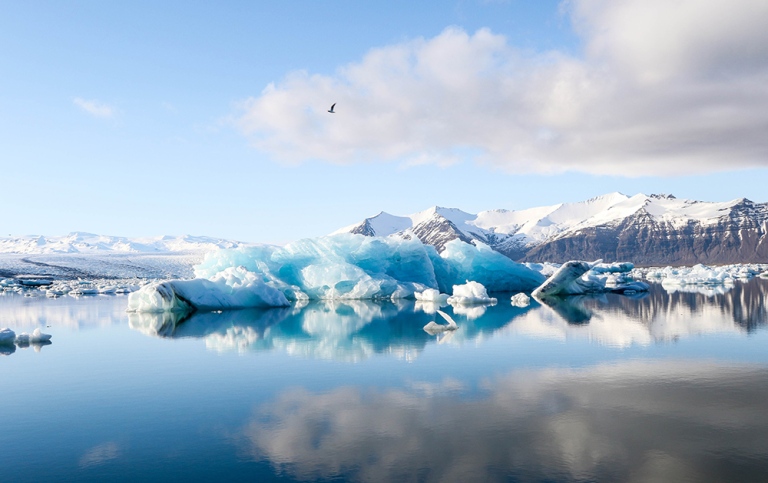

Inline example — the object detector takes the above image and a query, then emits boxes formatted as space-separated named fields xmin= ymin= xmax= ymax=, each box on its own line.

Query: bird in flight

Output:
xmin=328 ymin=103 xmax=336 ymax=113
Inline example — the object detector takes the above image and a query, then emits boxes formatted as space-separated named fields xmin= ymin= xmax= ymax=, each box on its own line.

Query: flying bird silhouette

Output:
xmin=328 ymin=103 xmax=336 ymax=113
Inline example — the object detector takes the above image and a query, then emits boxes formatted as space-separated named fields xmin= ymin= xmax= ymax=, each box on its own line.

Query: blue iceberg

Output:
xmin=128 ymin=234 xmax=546 ymax=312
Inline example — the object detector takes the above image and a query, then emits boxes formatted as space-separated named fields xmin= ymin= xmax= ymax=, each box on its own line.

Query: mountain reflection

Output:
xmin=127 ymin=279 xmax=768 ymax=357
xmin=236 ymin=361 xmax=768 ymax=483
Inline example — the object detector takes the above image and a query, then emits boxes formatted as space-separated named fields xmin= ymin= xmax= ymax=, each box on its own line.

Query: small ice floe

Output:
xmin=414 ymin=289 xmax=449 ymax=304
xmin=447 ymin=281 xmax=497 ymax=306
xmin=46 ymin=289 xmax=65 ymax=297
xmin=69 ymin=287 xmax=99 ymax=296
xmin=510 ymin=292 xmax=531 ymax=307
xmin=643 ymin=263 xmax=768 ymax=286
xmin=19 ymin=278 xmax=54 ymax=287
xmin=0 ymin=328 xmax=16 ymax=345
xmin=11 ymin=328 xmax=52 ymax=347
xmin=29 ymin=328 xmax=52 ymax=343
xmin=423 ymin=309 xmax=459 ymax=335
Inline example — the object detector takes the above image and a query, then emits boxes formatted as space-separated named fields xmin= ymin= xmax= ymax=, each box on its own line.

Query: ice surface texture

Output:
xmin=128 ymin=234 xmax=545 ymax=312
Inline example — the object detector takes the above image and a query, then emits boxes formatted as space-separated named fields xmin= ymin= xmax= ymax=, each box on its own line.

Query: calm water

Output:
xmin=2 ymin=280 xmax=768 ymax=482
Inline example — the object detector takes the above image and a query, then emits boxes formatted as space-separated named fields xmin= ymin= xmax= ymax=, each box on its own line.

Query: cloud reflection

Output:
xmin=78 ymin=441 xmax=121 ymax=468
xmin=237 ymin=361 xmax=768 ymax=482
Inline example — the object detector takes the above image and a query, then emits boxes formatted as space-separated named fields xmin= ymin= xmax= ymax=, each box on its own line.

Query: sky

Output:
xmin=2 ymin=0 xmax=767 ymax=244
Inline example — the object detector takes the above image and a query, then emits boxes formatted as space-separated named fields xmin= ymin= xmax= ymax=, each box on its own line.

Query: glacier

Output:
xmin=127 ymin=234 xmax=546 ymax=313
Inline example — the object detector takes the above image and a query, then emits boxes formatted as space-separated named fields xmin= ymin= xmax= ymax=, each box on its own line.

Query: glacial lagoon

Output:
xmin=2 ymin=280 xmax=768 ymax=482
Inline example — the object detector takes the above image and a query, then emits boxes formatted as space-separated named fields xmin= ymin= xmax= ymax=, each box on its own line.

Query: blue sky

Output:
xmin=2 ymin=0 xmax=767 ymax=243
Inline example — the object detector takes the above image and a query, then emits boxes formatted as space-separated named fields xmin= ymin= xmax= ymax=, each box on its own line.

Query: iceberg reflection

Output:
xmin=129 ymin=300 xmax=535 ymax=361
xmin=127 ymin=279 xmax=768 ymax=356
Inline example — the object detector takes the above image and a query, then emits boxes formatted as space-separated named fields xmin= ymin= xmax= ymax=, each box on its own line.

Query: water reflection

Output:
xmin=0 ymin=292 xmax=127 ymax=330
xmin=237 ymin=361 xmax=768 ymax=482
xmin=128 ymin=299 xmax=531 ymax=361
xmin=126 ymin=279 xmax=768 ymax=357
xmin=535 ymin=294 xmax=600 ymax=324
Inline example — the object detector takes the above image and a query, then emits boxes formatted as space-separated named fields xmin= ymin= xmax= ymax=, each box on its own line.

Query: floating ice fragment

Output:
xmin=29 ymin=328 xmax=52 ymax=343
xmin=423 ymin=309 xmax=459 ymax=334
xmin=447 ymin=281 xmax=497 ymax=306
xmin=642 ymin=263 xmax=767 ymax=286
xmin=415 ymin=289 xmax=449 ymax=304
xmin=510 ymin=293 xmax=530 ymax=307
xmin=0 ymin=328 xmax=16 ymax=345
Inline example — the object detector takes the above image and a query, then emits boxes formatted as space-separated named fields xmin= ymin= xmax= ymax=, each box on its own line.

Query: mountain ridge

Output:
xmin=334 ymin=193 xmax=768 ymax=265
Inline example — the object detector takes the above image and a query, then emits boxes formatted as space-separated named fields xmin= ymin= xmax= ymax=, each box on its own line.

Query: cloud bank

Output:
xmin=237 ymin=0 xmax=768 ymax=176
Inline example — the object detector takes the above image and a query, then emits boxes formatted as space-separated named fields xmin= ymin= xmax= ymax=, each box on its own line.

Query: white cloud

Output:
xmin=73 ymin=97 xmax=116 ymax=118
xmin=236 ymin=0 xmax=768 ymax=176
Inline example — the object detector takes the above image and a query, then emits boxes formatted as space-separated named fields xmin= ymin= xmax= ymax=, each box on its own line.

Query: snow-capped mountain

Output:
xmin=0 ymin=232 xmax=247 ymax=255
xmin=333 ymin=193 xmax=768 ymax=265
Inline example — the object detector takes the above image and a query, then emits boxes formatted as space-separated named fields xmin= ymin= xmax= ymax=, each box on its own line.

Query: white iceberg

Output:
xmin=510 ymin=292 xmax=531 ymax=307
xmin=447 ymin=281 xmax=497 ymax=306
xmin=415 ymin=289 xmax=449 ymax=304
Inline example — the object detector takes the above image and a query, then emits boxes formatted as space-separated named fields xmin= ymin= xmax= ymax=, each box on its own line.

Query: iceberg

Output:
xmin=510 ymin=293 xmax=531 ymax=307
xmin=0 ymin=327 xmax=52 ymax=350
xmin=414 ymin=288 xmax=449 ymax=304
xmin=129 ymin=234 xmax=545 ymax=313
xmin=0 ymin=328 xmax=16 ymax=345
xmin=532 ymin=260 xmax=648 ymax=298
xmin=14 ymin=328 xmax=53 ymax=346
xmin=434 ymin=240 xmax=546 ymax=293
xmin=126 ymin=267 xmax=291 ymax=313
xmin=447 ymin=281 xmax=497 ymax=306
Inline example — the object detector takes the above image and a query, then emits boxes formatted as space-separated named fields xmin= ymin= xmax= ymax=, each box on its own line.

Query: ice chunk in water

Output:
xmin=510 ymin=293 xmax=531 ymax=307
xmin=447 ymin=281 xmax=497 ymax=306
xmin=0 ymin=328 xmax=16 ymax=345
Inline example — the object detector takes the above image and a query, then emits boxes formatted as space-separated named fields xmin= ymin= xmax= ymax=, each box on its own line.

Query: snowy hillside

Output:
xmin=0 ymin=233 xmax=245 ymax=254
xmin=0 ymin=233 xmax=251 ymax=280
xmin=335 ymin=193 xmax=768 ymax=264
